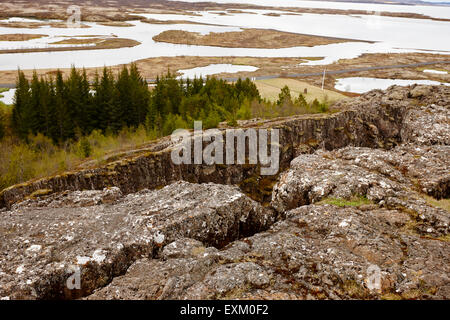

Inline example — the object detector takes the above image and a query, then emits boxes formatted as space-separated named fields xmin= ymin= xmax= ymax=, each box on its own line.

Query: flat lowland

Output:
xmin=141 ymin=18 xmax=217 ymax=26
xmin=0 ymin=56 xmax=313 ymax=85
xmin=1 ymin=0 xmax=448 ymax=23
xmin=0 ymin=21 xmax=90 ymax=29
xmin=0 ymin=38 xmax=140 ymax=54
xmin=255 ymin=78 xmax=347 ymax=104
xmin=152 ymin=29 xmax=367 ymax=49
xmin=0 ymin=53 xmax=448 ymax=91
xmin=0 ymin=33 xmax=47 ymax=41
xmin=98 ymin=21 xmax=135 ymax=27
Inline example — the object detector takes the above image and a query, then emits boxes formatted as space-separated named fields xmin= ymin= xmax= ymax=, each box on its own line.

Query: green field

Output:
xmin=255 ymin=78 xmax=347 ymax=104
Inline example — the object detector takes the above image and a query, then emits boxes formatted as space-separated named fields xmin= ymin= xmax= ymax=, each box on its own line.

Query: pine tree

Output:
xmin=66 ymin=66 xmax=84 ymax=134
xmin=54 ymin=70 xmax=73 ymax=142
xmin=128 ymin=63 xmax=150 ymax=128
xmin=95 ymin=67 xmax=115 ymax=131
xmin=79 ymin=68 xmax=92 ymax=134
xmin=110 ymin=65 xmax=131 ymax=133
xmin=46 ymin=76 xmax=59 ymax=142
xmin=29 ymin=71 xmax=43 ymax=135
xmin=12 ymin=70 xmax=31 ymax=139
xmin=38 ymin=76 xmax=53 ymax=138
xmin=295 ymin=93 xmax=307 ymax=108
xmin=277 ymin=85 xmax=292 ymax=106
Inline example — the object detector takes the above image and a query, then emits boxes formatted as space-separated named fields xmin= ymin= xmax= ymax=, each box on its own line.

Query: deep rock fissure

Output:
xmin=1 ymin=85 xmax=448 ymax=300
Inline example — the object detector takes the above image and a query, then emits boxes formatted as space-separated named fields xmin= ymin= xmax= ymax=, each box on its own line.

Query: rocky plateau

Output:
xmin=0 ymin=84 xmax=449 ymax=300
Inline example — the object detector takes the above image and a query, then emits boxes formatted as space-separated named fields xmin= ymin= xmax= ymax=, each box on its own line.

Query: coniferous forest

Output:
xmin=10 ymin=64 xmax=261 ymax=143
xmin=0 ymin=64 xmax=328 ymax=190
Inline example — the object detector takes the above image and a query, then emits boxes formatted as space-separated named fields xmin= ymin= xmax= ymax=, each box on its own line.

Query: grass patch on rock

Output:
xmin=318 ymin=195 xmax=373 ymax=207
xmin=423 ymin=195 xmax=450 ymax=212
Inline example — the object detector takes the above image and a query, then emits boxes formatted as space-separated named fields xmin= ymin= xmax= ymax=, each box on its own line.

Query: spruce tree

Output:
xmin=79 ymin=68 xmax=92 ymax=134
xmin=54 ymin=70 xmax=73 ymax=142
xmin=110 ymin=65 xmax=131 ymax=133
xmin=12 ymin=70 xmax=31 ymax=139
xmin=94 ymin=67 xmax=115 ymax=131
xmin=29 ymin=71 xmax=43 ymax=135
xmin=128 ymin=63 xmax=149 ymax=128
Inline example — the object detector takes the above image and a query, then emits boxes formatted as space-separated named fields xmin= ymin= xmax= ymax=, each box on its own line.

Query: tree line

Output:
xmin=12 ymin=64 xmax=149 ymax=143
xmin=10 ymin=66 xmax=263 ymax=143
xmin=8 ymin=65 xmax=328 ymax=145
xmin=0 ymin=66 xmax=329 ymax=190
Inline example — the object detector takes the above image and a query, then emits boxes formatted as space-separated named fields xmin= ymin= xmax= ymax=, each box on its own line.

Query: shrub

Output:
xmin=77 ymin=137 xmax=92 ymax=158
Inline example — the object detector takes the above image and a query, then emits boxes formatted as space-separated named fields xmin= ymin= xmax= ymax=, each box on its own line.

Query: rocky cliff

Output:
xmin=0 ymin=84 xmax=448 ymax=300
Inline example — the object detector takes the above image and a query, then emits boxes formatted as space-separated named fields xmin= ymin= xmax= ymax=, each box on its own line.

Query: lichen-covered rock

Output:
xmin=88 ymin=205 xmax=450 ymax=300
xmin=12 ymin=187 xmax=123 ymax=210
xmin=401 ymin=104 xmax=450 ymax=146
xmin=271 ymin=145 xmax=449 ymax=237
xmin=0 ymin=182 xmax=274 ymax=300
xmin=273 ymin=145 xmax=449 ymax=203
xmin=1 ymin=85 xmax=449 ymax=301
xmin=4 ymin=85 xmax=449 ymax=209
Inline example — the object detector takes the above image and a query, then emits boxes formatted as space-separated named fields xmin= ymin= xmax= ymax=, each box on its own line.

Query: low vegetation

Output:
xmin=0 ymin=33 xmax=47 ymax=41
xmin=0 ymin=128 xmax=151 ymax=190
xmin=318 ymin=195 xmax=373 ymax=207
xmin=255 ymin=78 xmax=346 ymax=105
xmin=0 ymin=38 xmax=140 ymax=54
xmin=423 ymin=195 xmax=450 ymax=212
xmin=152 ymin=29 xmax=353 ymax=49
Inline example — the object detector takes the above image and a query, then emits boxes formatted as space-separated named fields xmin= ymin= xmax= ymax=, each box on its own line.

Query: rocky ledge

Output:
xmin=0 ymin=84 xmax=448 ymax=300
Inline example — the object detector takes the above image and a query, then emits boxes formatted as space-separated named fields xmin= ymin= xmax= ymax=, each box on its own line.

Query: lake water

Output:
xmin=334 ymin=77 xmax=448 ymax=93
xmin=177 ymin=64 xmax=259 ymax=78
xmin=170 ymin=0 xmax=450 ymax=19
xmin=423 ymin=69 xmax=448 ymax=74
xmin=0 ymin=2 xmax=449 ymax=75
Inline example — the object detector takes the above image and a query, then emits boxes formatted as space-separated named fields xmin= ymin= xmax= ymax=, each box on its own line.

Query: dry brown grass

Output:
xmin=1 ymin=0 xmax=448 ymax=25
xmin=0 ymin=52 xmax=448 ymax=94
xmin=0 ymin=38 xmax=140 ymax=55
xmin=140 ymin=18 xmax=214 ymax=26
xmin=153 ymin=28 xmax=363 ymax=49
xmin=0 ymin=21 xmax=90 ymax=29
xmin=98 ymin=21 xmax=134 ymax=27
xmin=0 ymin=33 xmax=47 ymax=41
xmin=255 ymin=78 xmax=347 ymax=104
xmin=423 ymin=195 xmax=450 ymax=212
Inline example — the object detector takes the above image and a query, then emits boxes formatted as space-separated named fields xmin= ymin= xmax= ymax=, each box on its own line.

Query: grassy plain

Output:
xmin=255 ymin=78 xmax=347 ymax=104
xmin=152 ymin=29 xmax=365 ymax=49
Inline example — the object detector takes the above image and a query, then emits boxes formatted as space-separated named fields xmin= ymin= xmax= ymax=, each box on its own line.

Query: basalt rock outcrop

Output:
xmin=0 ymin=182 xmax=275 ymax=299
xmin=88 ymin=204 xmax=449 ymax=300
xmin=2 ymin=85 xmax=448 ymax=209
xmin=0 ymin=84 xmax=449 ymax=300
xmin=271 ymin=145 xmax=450 ymax=237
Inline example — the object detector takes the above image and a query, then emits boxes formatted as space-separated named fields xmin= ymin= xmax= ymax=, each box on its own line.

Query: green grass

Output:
xmin=423 ymin=195 xmax=449 ymax=212
xmin=318 ymin=195 xmax=373 ymax=207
